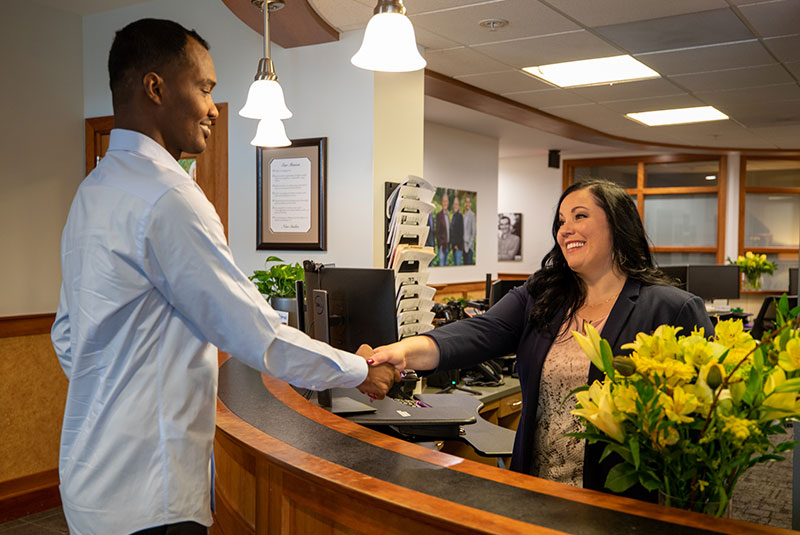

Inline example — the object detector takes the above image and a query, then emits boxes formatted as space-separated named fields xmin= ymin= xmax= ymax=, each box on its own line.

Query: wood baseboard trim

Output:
xmin=0 ymin=469 xmax=61 ymax=523
xmin=0 ymin=313 xmax=55 ymax=338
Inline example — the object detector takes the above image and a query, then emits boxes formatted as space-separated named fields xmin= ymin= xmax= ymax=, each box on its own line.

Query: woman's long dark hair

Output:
xmin=527 ymin=179 xmax=673 ymax=334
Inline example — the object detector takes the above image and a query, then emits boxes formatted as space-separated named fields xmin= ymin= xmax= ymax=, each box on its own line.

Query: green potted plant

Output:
xmin=249 ymin=256 xmax=304 ymax=327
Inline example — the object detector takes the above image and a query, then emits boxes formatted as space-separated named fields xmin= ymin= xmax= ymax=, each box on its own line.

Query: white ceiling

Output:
xmin=312 ymin=0 xmax=800 ymax=155
xmin=42 ymin=0 xmax=800 ymax=157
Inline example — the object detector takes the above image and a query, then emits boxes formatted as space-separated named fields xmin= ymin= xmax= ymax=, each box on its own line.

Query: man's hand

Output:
xmin=355 ymin=344 xmax=399 ymax=399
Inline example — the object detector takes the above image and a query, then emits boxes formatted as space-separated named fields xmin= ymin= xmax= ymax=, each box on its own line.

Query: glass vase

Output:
xmin=743 ymin=274 xmax=763 ymax=291
xmin=658 ymin=490 xmax=732 ymax=518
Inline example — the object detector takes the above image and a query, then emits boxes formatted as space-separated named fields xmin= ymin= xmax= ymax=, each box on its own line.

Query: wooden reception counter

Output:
xmin=213 ymin=358 xmax=793 ymax=535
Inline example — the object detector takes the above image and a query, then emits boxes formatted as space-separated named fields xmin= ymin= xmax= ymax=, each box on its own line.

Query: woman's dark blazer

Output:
xmin=426 ymin=277 xmax=714 ymax=493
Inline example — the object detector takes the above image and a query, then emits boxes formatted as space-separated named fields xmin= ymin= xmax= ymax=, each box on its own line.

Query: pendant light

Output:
xmin=239 ymin=0 xmax=292 ymax=147
xmin=351 ymin=0 xmax=426 ymax=72
xmin=251 ymin=117 xmax=291 ymax=148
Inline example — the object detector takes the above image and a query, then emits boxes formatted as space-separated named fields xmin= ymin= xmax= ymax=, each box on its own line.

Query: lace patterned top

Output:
xmin=531 ymin=313 xmax=609 ymax=487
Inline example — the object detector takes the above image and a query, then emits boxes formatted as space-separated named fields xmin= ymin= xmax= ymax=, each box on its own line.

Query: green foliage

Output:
xmin=248 ymin=256 xmax=304 ymax=298
xmin=570 ymin=303 xmax=800 ymax=516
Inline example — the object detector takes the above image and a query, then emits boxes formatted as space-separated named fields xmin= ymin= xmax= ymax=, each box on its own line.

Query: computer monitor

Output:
xmin=489 ymin=279 xmax=526 ymax=307
xmin=790 ymin=267 xmax=798 ymax=295
xmin=659 ymin=265 xmax=740 ymax=301
xmin=687 ymin=265 xmax=740 ymax=300
xmin=303 ymin=266 xmax=398 ymax=353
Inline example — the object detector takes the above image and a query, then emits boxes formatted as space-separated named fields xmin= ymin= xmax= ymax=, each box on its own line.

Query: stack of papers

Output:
xmin=386 ymin=176 xmax=438 ymax=339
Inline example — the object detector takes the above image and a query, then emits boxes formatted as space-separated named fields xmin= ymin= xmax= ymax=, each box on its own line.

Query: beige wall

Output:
xmin=0 ymin=2 xmax=84 ymax=316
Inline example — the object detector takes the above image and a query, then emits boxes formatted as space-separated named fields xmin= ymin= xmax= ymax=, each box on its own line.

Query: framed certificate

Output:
xmin=256 ymin=137 xmax=327 ymax=250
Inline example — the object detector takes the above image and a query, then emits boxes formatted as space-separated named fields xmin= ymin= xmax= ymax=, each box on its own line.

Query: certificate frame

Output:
xmin=256 ymin=137 xmax=327 ymax=250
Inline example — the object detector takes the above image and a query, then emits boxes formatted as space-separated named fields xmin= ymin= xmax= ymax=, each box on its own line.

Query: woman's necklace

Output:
xmin=584 ymin=290 xmax=620 ymax=309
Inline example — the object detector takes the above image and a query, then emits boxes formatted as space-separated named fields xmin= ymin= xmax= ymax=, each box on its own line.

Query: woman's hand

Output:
xmin=369 ymin=336 xmax=441 ymax=372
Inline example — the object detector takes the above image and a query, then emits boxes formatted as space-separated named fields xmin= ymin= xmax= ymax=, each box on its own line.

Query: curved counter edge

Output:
xmin=214 ymin=358 xmax=795 ymax=535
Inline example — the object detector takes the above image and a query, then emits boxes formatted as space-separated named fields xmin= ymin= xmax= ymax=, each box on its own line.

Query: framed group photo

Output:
xmin=256 ymin=137 xmax=327 ymax=250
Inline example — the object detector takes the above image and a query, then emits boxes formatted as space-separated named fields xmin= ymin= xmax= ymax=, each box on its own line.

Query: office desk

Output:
xmin=214 ymin=358 xmax=790 ymax=535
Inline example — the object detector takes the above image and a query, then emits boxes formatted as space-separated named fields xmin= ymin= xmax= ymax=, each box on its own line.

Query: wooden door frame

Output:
xmin=85 ymin=103 xmax=229 ymax=238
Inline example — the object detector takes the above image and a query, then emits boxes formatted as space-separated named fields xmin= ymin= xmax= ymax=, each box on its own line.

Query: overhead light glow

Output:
xmin=626 ymin=106 xmax=729 ymax=126
xmin=522 ymin=55 xmax=659 ymax=88
xmin=351 ymin=2 xmax=426 ymax=72
xmin=705 ymin=175 xmax=717 ymax=181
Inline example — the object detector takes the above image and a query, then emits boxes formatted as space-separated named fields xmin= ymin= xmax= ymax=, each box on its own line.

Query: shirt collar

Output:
xmin=107 ymin=129 xmax=191 ymax=179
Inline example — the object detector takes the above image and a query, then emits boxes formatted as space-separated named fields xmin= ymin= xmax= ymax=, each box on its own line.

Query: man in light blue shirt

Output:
xmin=51 ymin=19 xmax=397 ymax=535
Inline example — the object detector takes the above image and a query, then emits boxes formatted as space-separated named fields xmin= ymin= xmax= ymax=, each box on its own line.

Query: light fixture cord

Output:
xmin=253 ymin=0 xmax=277 ymax=82
xmin=263 ymin=0 xmax=270 ymax=59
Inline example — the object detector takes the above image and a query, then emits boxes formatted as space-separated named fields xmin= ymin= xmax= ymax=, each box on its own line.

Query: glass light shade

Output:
xmin=351 ymin=12 xmax=426 ymax=72
xmin=250 ymin=118 xmax=291 ymax=147
xmin=239 ymin=79 xmax=292 ymax=120
xmin=523 ymin=55 xmax=659 ymax=88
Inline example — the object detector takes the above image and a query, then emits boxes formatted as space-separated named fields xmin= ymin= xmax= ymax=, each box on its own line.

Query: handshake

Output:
xmin=354 ymin=343 xmax=406 ymax=400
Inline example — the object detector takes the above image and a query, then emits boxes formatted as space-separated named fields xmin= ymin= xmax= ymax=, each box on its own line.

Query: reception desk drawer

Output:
xmin=498 ymin=392 xmax=522 ymax=418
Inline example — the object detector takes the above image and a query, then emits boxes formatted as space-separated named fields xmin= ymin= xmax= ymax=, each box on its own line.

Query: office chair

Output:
xmin=751 ymin=295 xmax=798 ymax=340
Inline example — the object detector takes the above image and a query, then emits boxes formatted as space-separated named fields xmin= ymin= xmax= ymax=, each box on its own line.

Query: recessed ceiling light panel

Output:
xmin=522 ymin=55 xmax=659 ymax=88
xmin=626 ymin=106 xmax=729 ymax=126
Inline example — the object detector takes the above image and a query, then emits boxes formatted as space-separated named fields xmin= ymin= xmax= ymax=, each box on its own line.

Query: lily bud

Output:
xmin=706 ymin=363 xmax=724 ymax=390
xmin=613 ymin=356 xmax=637 ymax=377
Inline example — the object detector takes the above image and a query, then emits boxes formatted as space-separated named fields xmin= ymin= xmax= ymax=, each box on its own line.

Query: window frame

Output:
xmin=563 ymin=154 xmax=727 ymax=263
xmin=738 ymin=156 xmax=800 ymax=293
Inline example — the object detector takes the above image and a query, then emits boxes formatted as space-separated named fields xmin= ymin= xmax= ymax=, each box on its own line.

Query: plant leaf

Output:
xmin=605 ymin=463 xmax=639 ymax=493
xmin=600 ymin=339 xmax=615 ymax=381
xmin=629 ymin=437 xmax=640 ymax=470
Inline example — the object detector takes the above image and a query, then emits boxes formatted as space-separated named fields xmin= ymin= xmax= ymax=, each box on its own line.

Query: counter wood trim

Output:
xmin=215 ymin=363 xmax=794 ymax=535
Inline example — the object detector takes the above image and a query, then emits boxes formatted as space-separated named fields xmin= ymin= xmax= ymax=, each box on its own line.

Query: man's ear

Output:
xmin=142 ymin=72 xmax=165 ymax=105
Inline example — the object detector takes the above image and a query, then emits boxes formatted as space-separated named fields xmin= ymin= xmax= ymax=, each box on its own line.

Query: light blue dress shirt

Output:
xmin=51 ymin=129 xmax=367 ymax=535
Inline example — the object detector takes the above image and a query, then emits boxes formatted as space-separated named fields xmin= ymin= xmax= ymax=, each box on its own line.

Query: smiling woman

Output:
xmin=368 ymin=178 xmax=714 ymax=501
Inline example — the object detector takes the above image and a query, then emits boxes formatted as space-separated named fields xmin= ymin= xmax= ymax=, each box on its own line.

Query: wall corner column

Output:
xmin=371 ymin=70 xmax=425 ymax=268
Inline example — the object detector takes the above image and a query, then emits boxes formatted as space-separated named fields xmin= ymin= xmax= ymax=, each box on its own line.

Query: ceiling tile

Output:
xmin=594 ymin=8 xmax=754 ymax=54
xmin=696 ymin=83 xmax=800 ymax=107
xmin=635 ymin=41 xmax=774 ymax=76
xmin=717 ymin=99 xmax=800 ymax=128
xmin=414 ymin=26 xmax=462 ymax=50
xmin=473 ymin=30 xmax=621 ymax=68
xmin=600 ymin=94 xmax=707 ymax=114
xmin=540 ymin=0 xmax=729 ymax=27
xmin=308 ymin=0 xmax=373 ymax=31
xmin=410 ymin=0 xmax=579 ymax=46
xmin=764 ymin=34 xmax=800 ymax=63
xmin=404 ymin=0 xmax=504 ymax=15
xmin=456 ymin=70 xmax=552 ymax=93
xmin=568 ymin=78 xmax=686 ymax=102
xmin=424 ymin=47 xmax=512 ymax=77
xmin=670 ymin=63 xmax=794 ymax=92
xmin=738 ymin=0 xmax=800 ymax=38
xmin=540 ymin=103 xmax=638 ymax=131
xmin=506 ymin=88 xmax=591 ymax=108
xmin=786 ymin=61 xmax=800 ymax=77
xmin=748 ymin=123 xmax=800 ymax=146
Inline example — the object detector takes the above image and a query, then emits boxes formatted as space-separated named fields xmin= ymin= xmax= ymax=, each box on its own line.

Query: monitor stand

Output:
xmin=309 ymin=288 xmax=376 ymax=415
xmin=315 ymin=390 xmax=376 ymax=415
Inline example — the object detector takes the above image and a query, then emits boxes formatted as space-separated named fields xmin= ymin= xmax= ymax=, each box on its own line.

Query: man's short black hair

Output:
xmin=108 ymin=18 xmax=209 ymax=101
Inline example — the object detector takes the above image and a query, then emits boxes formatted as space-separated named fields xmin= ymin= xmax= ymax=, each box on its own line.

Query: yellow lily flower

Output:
xmin=573 ymin=380 xmax=625 ymax=443
xmin=572 ymin=322 xmax=605 ymax=372
xmin=778 ymin=337 xmax=800 ymax=372
xmin=761 ymin=368 xmax=800 ymax=421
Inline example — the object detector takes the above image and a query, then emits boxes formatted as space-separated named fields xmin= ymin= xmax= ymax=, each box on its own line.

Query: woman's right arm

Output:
xmin=370 ymin=335 xmax=441 ymax=371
